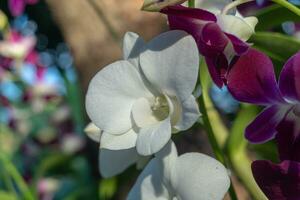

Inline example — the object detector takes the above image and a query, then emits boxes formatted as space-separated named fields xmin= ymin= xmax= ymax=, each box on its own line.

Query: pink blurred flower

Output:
xmin=0 ymin=30 xmax=36 ymax=60
xmin=9 ymin=0 xmax=39 ymax=17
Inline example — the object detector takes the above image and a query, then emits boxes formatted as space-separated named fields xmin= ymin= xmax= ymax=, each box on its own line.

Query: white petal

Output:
xmin=217 ymin=15 xmax=257 ymax=41
xmin=171 ymin=153 xmax=230 ymax=200
xmin=99 ymin=148 xmax=139 ymax=178
xmin=244 ymin=16 xmax=258 ymax=30
xmin=127 ymin=159 xmax=170 ymax=200
xmin=174 ymin=95 xmax=201 ymax=131
xmin=86 ymin=60 xmax=153 ymax=134
xmin=136 ymin=117 xmax=172 ymax=156
xmin=155 ymin=140 xmax=178 ymax=182
xmin=140 ymin=30 xmax=199 ymax=102
xmin=131 ymin=97 xmax=159 ymax=128
xmin=100 ymin=130 xmax=138 ymax=150
xmin=84 ymin=122 xmax=101 ymax=142
xmin=123 ymin=32 xmax=146 ymax=66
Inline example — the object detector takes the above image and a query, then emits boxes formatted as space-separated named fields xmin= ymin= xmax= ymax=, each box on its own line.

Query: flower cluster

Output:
xmin=85 ymin=0 xmax=300 ymax=199
xmin=85 ymin=30 xmax=231 ymax=198
xmin=226 ymin=48 xmax=300 ymax=199
xmin=161 ymin=2 xmax=257 ymax=87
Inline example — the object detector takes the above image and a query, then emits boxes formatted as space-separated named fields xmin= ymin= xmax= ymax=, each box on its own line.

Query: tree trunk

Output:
xmin=45 ymin=0 xmax=166 ymax=91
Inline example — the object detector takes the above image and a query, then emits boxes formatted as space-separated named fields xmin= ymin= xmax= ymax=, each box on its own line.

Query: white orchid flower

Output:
xmin=127 ymin=141 xmax=230 ymax=200
xmin=85 ymin=122 xmax=150 ymax=178
xmin=86 ymin=30 xmax=200 ymax=157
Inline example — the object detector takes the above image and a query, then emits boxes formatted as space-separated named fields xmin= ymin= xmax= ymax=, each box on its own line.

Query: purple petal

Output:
xmin=276 ymin=113 xmax=300 ymax=162
xmin=252 ymin=160 xmax=300 ymax=200
xmin=227 ymin=48 xmax=284 ymax=105
xmin=161 ymin=6 xmax=228 ymax=57
xmin=226 ymin=33 xmax=249 ymax=55
xmin=245 ymin=105 xmax=289 ymax=143
xmin=200 ymin=23 xmax=229 ymax=56
xmin=161 ymin=5 xmax=216 ymax=21
xmin=9 ymin=0 xmax=25 ymax=17
xmin=279 ymin=51 xmax=300 ymax=102
xmin=205 ymin=54 xmax=228 ymax=88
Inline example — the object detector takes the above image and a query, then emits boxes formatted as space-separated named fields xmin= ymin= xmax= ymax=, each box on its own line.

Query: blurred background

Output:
xmin=0 ymin=0 xmax=299 ymax=199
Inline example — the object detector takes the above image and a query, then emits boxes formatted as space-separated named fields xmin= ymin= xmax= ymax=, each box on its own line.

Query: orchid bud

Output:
xmin=141 ymin=0 xmax=187 ymax=12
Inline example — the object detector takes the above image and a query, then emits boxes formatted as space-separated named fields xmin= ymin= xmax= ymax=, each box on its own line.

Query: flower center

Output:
xmin=151 ymin=96 xmax=169 ymax=121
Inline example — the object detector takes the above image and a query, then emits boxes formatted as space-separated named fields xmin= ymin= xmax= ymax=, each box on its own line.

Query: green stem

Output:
xmin=271 ymin=0 xmax=300 ymax=17
xmin=188 ymin=0 xmax=195 ymax=8
xmin=198 ymin=95 xmax=225 ymax=164
xmin=198 ymin=64 xmax=237 ymax=200
xmin=225 ymin=105 xmax=267 ymax=200
xmin=199 ymin=60 xmax=228 ymax=147
xmin=0 ymin=153 xmax=35 ymax=200
xmin=198 ymin=92 xmax=238 ymax=200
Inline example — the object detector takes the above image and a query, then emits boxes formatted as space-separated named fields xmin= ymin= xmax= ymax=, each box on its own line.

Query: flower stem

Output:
xmin=198 ymin=63 xmax=238 ymax=200
xmin=225 ymin=105 xmax=267 ymax=200
xmin=271 ymin=0 xmax=300 ymax=17
xmin=222 ymin=0 xmax=255 ymax=14
xmin=198 ymin=94 xmax=238 ymax=200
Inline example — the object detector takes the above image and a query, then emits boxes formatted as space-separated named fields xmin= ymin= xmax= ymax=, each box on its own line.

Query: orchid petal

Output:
xmin=131 ymin=97 xmax=159 ymax=128
xmin=100 ymin=130 xmax=138 ymax=150
xmin=276 ymin=112 xmax=300 ymax=162
xmin=127 ymin=158 xmax=170 ymax=200
xmin=136 ymin=117 xmax=171 ymax=156
xmin=99 ymin=148 xmax=139 ymax=178
xmin=252 ymin=160 xmax=300 ymax=200
xmin=245 ymin=105 xmax=289 ymax=143
xmin=140 ymin=30 xmax=199 ymax=101
xmin=225 ymin=33 xmax=249 ymax=55
xmin=244 ymin=16 xmax=259 ymax=30
xmin=227 ymin=48 xmax=284 ymax=105
xmin=279 ymin=51 xmax=300 ymax=102
xmin=123 ymin=32 xmax=145 ymax=66
xmin=217 ymin=15 xmax=257 ymax=42
xmin=161 ymin=5 xmax=217 ymax=21
xmin=173 ymin=95 xmax=200 ymax=131
xmin=84 ymin=123 xmax=101 ymax=142
xmin=155 ymin=140 xmax=178 ymax=182
xmin=205 ymin=54 xmax=228 ymax=87
xmin=171 ymin=153 xmax=230 ymax=200
xmin=86 ymin=60 xmax=153 ymax=134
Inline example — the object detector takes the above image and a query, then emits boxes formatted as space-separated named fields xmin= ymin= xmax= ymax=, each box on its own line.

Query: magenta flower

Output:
xmin=226 ymin=48 xmax=300 ymax=143
xmin=252 ymin=115 xmax=300 ymax=199
xmin=161 ymin=5 xmax=257 ymax=87
xmin=9 ymin=0 xmax=39 ymax=17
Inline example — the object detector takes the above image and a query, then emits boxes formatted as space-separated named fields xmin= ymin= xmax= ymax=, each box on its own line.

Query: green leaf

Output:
xmin=256 ymin=4 xmax=300 ymax=31
xmin=250 ymin=32 xmax=300 ymax=75
xmin=0 ymin=191 xmax=17 ymax=200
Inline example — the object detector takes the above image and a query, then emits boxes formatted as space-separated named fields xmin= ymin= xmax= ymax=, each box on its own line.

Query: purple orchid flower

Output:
xmin=252 ymin=113 xmax=300 ymax=199
xmin=226 ymin=48 xmax=300 ymax=143
xmin=161 ymin=5 xmax=257 ymax=87
xmin=9 ymin=0 xmax=39 ymax=17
